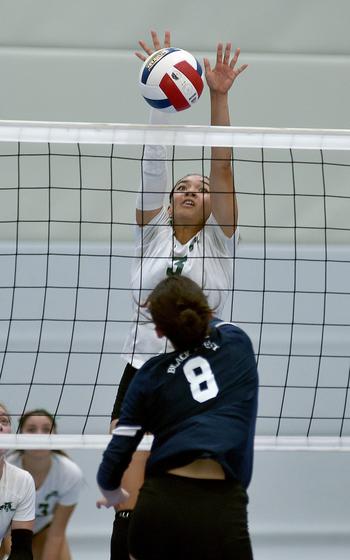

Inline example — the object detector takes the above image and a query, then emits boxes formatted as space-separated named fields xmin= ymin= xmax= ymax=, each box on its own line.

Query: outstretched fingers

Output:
xmin=234 ymin=62 xmax=248 ymax=76
xmin=203 ymin=57 xmax=211 ymax=74
xmin=135 ymin=40 xmax=151 ymax=61
xmin=229 ymin=47 xmax=240 ymax=68
xmin=215 ymin=43 xmax=247 ymax=73
xmin=229 ymin=47 xmax=248 ymax=73
xmin=163 ymin=30 xmax=171 ymax=48
xmin=223 ymin=43 xmax=232 ymax=65
xmin=215 ymin=42 xmax=232 ymax=65
xmin=135 ymin=30 xmax=171 ymax=62
xmin=150 ymin=30 xmax=162 ymax=51
xmin=151 ymin=30 xmax=171 ymax=50
xmin=216 ymin=42 xmax=223 ymax=65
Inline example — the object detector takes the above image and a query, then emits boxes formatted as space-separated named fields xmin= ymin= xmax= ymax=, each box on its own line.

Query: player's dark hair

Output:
xmin=169 ymin=173 xmax=210 ymax=201
xmin=18 ymin=408 xmax=57 ymax=433
xmin=147 ymin=276 xmax=212 ymax=351
xmin=18 ymin=409 xmax=67 ymax=456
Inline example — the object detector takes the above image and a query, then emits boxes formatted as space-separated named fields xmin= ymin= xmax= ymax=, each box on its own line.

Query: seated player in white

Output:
xmin=0 ymin=403 xmax=35 ymax=560
xmin=6 ymin=409 xmax=83 ymax=560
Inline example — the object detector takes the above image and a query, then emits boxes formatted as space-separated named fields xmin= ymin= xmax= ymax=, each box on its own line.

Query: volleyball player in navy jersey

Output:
xmin=98 ymin=276 xmax=258 ymax=560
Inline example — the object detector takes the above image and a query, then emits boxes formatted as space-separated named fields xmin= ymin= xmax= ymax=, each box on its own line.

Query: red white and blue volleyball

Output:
xmin=139 ymin=48 xmax=204 ymax=112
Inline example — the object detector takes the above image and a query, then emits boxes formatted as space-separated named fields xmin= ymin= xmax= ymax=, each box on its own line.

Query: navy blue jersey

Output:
xmin=98 ymin=319 xmax=258 ymax=491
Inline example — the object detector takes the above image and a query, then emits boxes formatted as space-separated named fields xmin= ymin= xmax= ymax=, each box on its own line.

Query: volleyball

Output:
xmin=139 ymin=47 xmax=204 ymax=112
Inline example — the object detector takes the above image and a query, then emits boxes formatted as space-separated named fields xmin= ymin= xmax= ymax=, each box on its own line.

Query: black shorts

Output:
xmin=128 ymin=473 xmax=253 ymax=560
xmin=111 ymin=363 xmax=138 ymax=421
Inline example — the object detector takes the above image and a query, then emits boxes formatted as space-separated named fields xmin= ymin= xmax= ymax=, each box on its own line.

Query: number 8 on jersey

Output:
xmin=183 ymin=357 xmax=219 ymax=403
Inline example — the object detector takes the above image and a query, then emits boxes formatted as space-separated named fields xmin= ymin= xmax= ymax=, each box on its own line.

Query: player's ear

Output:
xmin=155 ymin=326 xmax=164 ymax=339
xmin=167 ymin=205 xmax=174 ymax=227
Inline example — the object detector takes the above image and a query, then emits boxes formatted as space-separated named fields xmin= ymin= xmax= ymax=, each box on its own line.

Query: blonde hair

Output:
xmin=0 ymin=403 xmax=11 ymax=424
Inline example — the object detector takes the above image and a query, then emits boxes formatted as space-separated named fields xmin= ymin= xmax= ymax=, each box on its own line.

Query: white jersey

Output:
xmin=0 ymin=460 xmax=35 ymax=542
xmin=123 ymin=208 xmax=238 ymax=368
xmin=7 ymin=453 xmax=83 ymax=534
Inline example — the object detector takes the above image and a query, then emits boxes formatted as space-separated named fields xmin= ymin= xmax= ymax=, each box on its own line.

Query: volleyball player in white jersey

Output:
xmin=109 ymin=30 xmax=248 ymax=559
xmin=0 ymin=403 xmax=35 ymax=560
xmin=6 ymin=410 xmax=83 ymax=560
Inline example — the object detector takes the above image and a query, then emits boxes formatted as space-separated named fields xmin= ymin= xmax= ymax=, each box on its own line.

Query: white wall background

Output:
xmin=0 ymin=0 xmax=349 ymax=128
xmin=1 ymin=2 xmax=350 ymax=558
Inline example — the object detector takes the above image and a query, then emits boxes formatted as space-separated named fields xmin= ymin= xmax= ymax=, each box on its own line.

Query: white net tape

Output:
xmin=2 ymin=434 xmax=350 ymax=452
xmin=0 ymin=120 xmax=350 ymax=150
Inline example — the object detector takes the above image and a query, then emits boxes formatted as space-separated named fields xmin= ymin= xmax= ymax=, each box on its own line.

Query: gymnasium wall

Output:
xmin=0 ymin=0 xmax=349 ymax=128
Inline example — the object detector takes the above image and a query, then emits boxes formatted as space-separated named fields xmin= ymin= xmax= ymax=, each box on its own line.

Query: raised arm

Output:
xmin=204 ymin=44 xmax=247 ymax=237
xmin=135 ymin=31 xmax=171 ymax=227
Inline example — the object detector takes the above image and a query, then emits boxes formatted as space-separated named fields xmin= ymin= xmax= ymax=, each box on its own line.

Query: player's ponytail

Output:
xmin=147 ymin=276 xmax=212 ymax=351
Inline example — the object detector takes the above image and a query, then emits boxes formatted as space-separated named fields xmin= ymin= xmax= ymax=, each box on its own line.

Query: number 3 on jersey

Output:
xmin=183 ymin=357 xmax=219 ymax=403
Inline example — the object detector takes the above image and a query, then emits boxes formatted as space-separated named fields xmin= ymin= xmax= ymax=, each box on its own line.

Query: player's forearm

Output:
xmin=210 ymin=92 xmax=232 ymax=168
xmin=211 ymin=91 xmax=230 ymax=127
xmin=41 ymin=534 xmax=65 ymax=560
xmin=0 ymin=534 xmax=11 ymax=558
xmin=97 ymin=430 xmax=143 ymax=491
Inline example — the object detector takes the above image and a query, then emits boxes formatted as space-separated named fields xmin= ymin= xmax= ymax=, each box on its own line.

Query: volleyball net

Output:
xmin=0 ymin=121 xmax=349 ymax=450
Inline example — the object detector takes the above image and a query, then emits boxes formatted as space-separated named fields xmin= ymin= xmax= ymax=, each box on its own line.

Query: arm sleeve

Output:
xmin=97 ymin=373 xmax=147 ymax=490
xmin=136 ymin=109 xmax=170 ymax=211
xmin=8 ymin=529 xmax=33 ymax=560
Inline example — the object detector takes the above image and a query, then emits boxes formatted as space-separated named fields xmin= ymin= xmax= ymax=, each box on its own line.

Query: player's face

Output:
xmin=168 ymin=175 xmax=211 ymax=226
xmin=0 ymin=406 xmax=11 ymax=456
xmin=21 ymin=414 xmax=55 ymax=458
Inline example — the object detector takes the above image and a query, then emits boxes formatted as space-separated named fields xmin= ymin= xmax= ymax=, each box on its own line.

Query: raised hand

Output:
xmin=203 ymin=43 xmax=248 ymax=95
xmin=135 ymin=30 xmax=171 ymax=62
